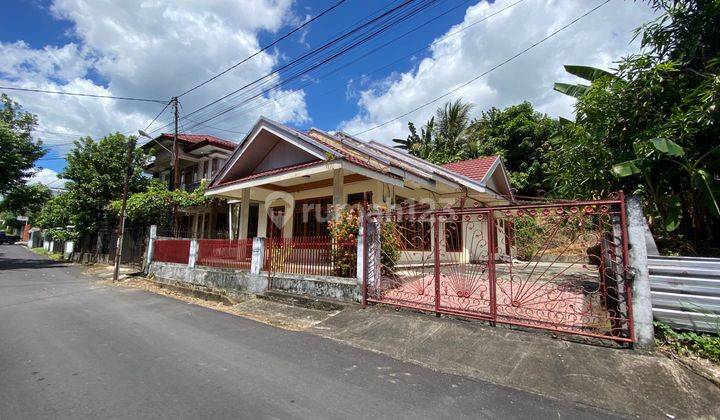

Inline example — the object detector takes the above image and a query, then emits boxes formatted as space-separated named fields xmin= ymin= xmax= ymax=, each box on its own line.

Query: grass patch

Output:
xmin=655 ymin=321 xmax=720 ymax=364
xmin=31 ymin=247 xmax=64 ymax=261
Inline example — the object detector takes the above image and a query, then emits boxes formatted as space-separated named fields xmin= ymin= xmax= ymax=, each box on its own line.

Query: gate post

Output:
xmin=188 ymin=238 xmax=199 ymax=268
xmin=625 ymin=196 xmax=655 ymax=349
xmin=433 ymin=213 xmax=441 ymax=316
xmin=487 ymin=211 xmax=497 ymax=323
xmin=357 ymin=212 xmax=365 ymax=304
xmin=363 ymin=215 xmax=381 ymax=307
xmin=251 ymin=237 xmax=265 ymax=275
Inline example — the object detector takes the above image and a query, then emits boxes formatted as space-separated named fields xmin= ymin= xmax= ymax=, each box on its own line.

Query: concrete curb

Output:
xmin=145 ymin=277 xmax=237 ymax=305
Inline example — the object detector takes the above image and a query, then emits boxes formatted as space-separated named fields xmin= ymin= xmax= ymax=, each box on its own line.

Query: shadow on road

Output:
xmin=0 ymin=250 xmax=66 ymax=270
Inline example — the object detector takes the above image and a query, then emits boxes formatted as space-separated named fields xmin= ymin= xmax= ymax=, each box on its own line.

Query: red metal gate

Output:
xmin=363 ymin=194 xmax=633 ymax=344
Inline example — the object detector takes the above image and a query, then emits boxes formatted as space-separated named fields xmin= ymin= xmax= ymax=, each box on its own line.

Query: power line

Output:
xmin=177 ymin=0 xmax=350 ymax=98
xmin=152 ymin=0 xmax=433 ymax=135
xmin=179 ymin=0 xmax=440 ymax=133
xmin=31 ymin=129 xmax=87 ymax=137
xmin=351 ymin=0 xmax=612 ymax=137
xmin=143 ymin=99 xmax=173 ymax=132
xmin=199 ymin=0 xmax=523 ymax=134
xmin=0 ymin=86 xmax=166 ymax=103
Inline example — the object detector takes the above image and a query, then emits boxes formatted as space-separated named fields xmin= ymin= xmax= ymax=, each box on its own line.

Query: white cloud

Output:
xmin=26 ymin=168 xmax=66 ymax=189
xmin=340 ymin=0 xmax=657 ymax=143
xmin=0 ymin=0 xmax=309 ymax=156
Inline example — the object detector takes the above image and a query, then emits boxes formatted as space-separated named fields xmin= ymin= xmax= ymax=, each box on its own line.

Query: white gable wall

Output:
xmin=252 ymin=140 xmax=318 ymax=173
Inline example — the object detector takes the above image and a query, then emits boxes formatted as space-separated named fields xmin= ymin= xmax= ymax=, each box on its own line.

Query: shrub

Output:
xmin=379 ymin=220 xmax=401 ymax=271
xmin=328 ymin=210 xmax=401 ymax=276
xmin=328 ymin=210 xmax=359 ymax=277
xmin=655 ymin=321 xmax=720 ymax=363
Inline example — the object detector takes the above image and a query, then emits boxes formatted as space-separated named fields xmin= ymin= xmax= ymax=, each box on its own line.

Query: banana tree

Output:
xmin=553 ymin=65 xmax=616 ymax=99
xmin=612 ymin=138 xmax=720 ymax=231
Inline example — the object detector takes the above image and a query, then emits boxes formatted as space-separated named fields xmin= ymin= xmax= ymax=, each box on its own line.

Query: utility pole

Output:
xmin=113 ymin=135 xmax=138 ymax=282
xmin=172 ymin=96 xmax=180 ymax=191
xmin=171 ymin=96 xmax=180 ymax=231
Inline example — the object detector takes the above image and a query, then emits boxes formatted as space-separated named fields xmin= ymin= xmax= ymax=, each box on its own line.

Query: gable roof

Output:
xmin=206 ymin=117 xmax=513 ymax=201
xmin=442 ymin=157 xmax=499 ymax=183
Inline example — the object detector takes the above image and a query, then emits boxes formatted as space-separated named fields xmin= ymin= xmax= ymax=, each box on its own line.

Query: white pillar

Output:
xmin=239 ymin=189 xmax=251 ymax=239
xmin=188 ymin=238 xmax=199 ymax=268
xmin=332 ymin=168 xmax=344 ymax=219
xmin=251 ymin=237 xmax=265 ymax=275
xmin=627 ymin=196 xmax=655 ymax=349
xmin=283 ymin=203 xmax=293 ymax=238
xmin=258 ymin=203 xmax=267 ymax=238
xmin=228 ymin=203 xmax=235 ymax=240
xmin=64 ymin=240 xmax=74 ymax=260
xmin=192 ymin=213 xmax=199 ymax=238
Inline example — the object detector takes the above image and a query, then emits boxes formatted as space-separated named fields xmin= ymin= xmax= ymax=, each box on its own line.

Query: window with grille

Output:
xmin=292 ymin=197 xmax=331 ymax=237
xmin=395 ymin=196 xmax=431 ymax=251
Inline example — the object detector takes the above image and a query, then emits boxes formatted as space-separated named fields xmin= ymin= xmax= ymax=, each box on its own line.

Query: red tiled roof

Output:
xmin=159 ymin=133 xmax=236 ymax=151
xmin=210 ymin=160 xmax=324 ymax=189
xmin=305 ymin=130 xmax=381 ymax=172
xmin=442 ymin=156 xmax=499 ymax=183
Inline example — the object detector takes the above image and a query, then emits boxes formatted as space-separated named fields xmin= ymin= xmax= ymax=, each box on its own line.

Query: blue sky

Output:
xmin=0 ymin=0 xmax=654 ymax=186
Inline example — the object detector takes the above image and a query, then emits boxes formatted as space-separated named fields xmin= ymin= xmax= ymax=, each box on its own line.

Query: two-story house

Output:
xmin=141 ymin=133 xmax=237 ymax=237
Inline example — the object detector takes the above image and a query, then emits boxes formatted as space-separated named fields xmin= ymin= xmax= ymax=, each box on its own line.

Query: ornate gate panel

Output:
xmin=491 ymin=197 xmax=633 ymax=342
xmin=436 ymin=210 xmax=495 ymax=320
xmin=362 ymin=194 xmax=633 ymax=344
xmin=365 ymin=208 xmax=436 ymax=311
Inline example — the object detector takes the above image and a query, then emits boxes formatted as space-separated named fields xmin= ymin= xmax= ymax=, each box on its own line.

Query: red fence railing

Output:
xmin=265 ymin=236 xmax=357 ymax=278
xmin=196 ymin=239 xmax=253 ymax=270
xmin=153 ymin=238 xmax=191 ymax=264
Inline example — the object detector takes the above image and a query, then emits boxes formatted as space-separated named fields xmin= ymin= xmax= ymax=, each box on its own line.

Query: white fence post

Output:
xmin=145 ymin=225 xmax=157 ymax=273
xmin=64 ymin=240 xmax=74 ymax=260
xmin=251 ymin=237 xmax=265 ymax=275
xmin=626 ymin=196 xmax=655 ymax=349
xmin=188 ymin=238 xmax=199 ymax=268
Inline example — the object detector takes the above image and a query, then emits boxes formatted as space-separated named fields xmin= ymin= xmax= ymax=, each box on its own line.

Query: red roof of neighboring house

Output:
xmin=442 ymin=156 xmax=499 ymax=182
xmin=156 ymin=133 xmax=237 ymax=151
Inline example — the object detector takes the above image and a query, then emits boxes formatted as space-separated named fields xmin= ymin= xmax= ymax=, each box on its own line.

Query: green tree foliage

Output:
xmin=59 ymin=133 xmax=148 ymax=231
xmin=0 ymin=183 xmax=52 ymax=222
xmin=0 ymin=94 xmax=45 ymax=193
xmin=107 ymin=179 xmax=211 ymax=226
xmin=394 ymin=100 xmax=557 ymax=195
xmin=35 ymin=192 xmax=74 ymax=229
xmin=548 ymin=0 xmax=720 ymax=252
xmin=393 ymin=99 xmax=472 ymax=164
xmin=466 ymin=102 xmax=558 ymax=195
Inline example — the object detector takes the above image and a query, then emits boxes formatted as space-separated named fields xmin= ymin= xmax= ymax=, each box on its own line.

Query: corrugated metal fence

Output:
xmin=649 ymin=255 xmax=720 ymax=332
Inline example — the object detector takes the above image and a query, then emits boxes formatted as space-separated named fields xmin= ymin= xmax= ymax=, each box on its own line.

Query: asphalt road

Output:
xmin=0 ymin=245 xmax=620 ymax=419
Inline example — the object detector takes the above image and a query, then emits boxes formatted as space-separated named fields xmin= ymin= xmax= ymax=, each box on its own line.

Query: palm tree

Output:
xmin=433 ymin=99 xmax=474 ymax=150
xmin=392 ymin=118 xmax=435 ymax=159
xmin=393 ymin=99 xmax=474 ymax=164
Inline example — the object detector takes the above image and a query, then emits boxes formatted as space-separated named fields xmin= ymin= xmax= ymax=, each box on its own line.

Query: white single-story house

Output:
xmin=204 ymin=117 xmax=515 ymax=263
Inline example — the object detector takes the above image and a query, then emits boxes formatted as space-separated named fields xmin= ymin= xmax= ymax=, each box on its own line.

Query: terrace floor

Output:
xmin=371 ymin=262 xmax=622 ymax=336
